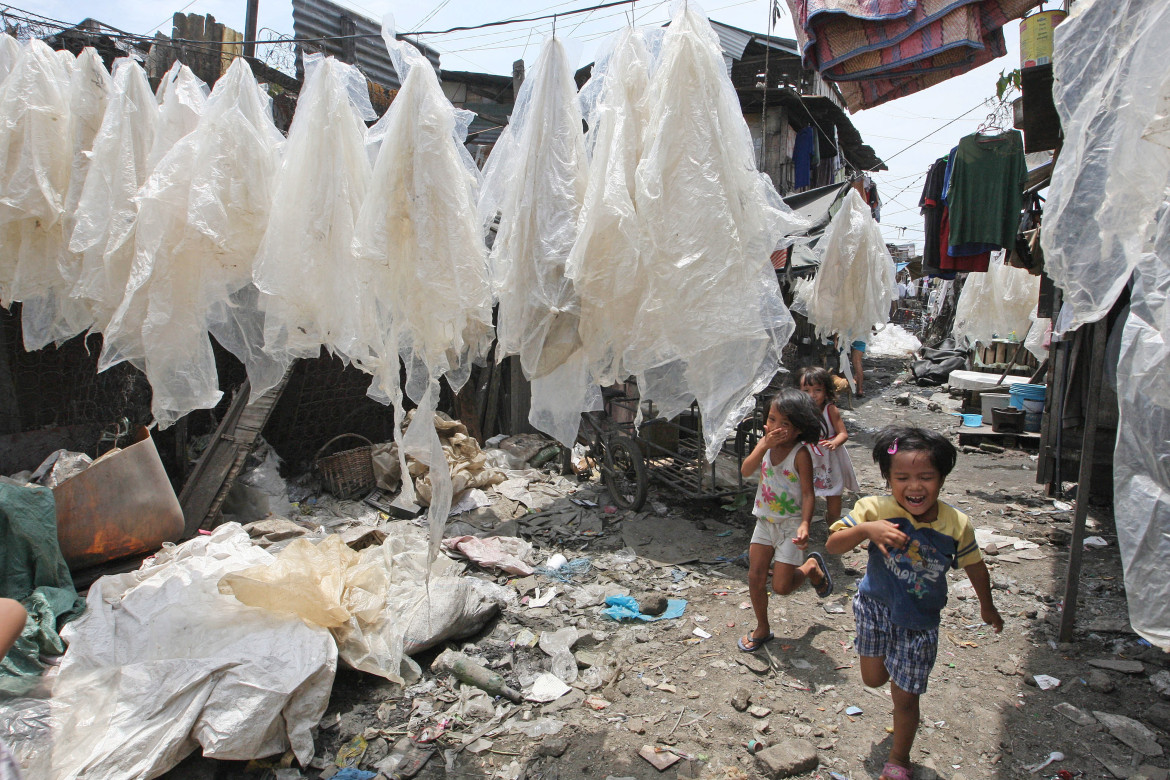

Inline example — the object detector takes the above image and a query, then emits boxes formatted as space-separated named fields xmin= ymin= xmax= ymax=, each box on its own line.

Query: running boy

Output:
xmin=826 ymin=426 xmax=1002 ymax=780
xmin=738 ymin=388 xmax=833 ymax=653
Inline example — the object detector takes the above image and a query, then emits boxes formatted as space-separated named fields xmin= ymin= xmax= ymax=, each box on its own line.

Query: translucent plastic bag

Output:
xmin=0 ymin=40 xmax=72 ymax=312
xmin=149 ymin=61 xmax=207 ymax=171
xmin=355 ymin=20 xmax=496 ymax=556
xmin=1041 ymin=0 xmax=1170 ymax=329
xmin=102 ymin=57 xmax=284 ymax=427
xmin=0 ymin=33 xmax=21 ymax=85
xmin=70 ymin=59 xmax=159 ymax=336
xmin=804 ymin=189 xmax=896 ymax=351
xmin=952 ymin=251 xmax=1039 ymax=347
xmin=566 ymin=27 xmax=652 ymax=387
xmin=627 ymin=3 xmax=805 ymax=459
xmin=254 ymin=54 xmax=375 ymax=388
xmin=480 ymin=35 xmax=587 ymax=381
xmin=16 ymin=47 xmax=109 ymax=350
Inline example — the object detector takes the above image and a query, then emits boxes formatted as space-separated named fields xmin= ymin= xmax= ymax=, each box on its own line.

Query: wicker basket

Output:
xmin=314 ymin=433 xmax=375 ymax=500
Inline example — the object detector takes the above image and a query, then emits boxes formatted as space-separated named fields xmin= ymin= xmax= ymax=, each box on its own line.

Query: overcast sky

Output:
xmin=29 ymin=0 xmax=1024 ymax=250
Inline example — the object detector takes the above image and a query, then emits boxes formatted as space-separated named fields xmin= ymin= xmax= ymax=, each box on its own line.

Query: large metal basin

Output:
xmin=53 ymin=427 xmax=184 ymax=571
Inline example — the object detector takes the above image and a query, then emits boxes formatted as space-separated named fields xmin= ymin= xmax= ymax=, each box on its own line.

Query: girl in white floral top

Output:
xmin=737 ymin=389 xmax=834 ymax=653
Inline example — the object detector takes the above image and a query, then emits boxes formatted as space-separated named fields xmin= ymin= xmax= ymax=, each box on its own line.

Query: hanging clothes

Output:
xmin=793 ymin=125 xmax=816 ymax=189
xmin=783 ymin=0 xmax=1040 ymax=111
xmin=918 ymin=156 xmax=953 ymax=278
xmin=945 ymin=130 xmax=1027 ymax=250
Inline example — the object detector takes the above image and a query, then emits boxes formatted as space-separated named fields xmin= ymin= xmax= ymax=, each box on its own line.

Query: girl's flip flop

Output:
xmin=737 ymin=632 xmax=773 ymax=652
xmin=880 ymin=762 xmax=913 ymax=780
xmin=808 ymin=552 xmax=833 ymax=598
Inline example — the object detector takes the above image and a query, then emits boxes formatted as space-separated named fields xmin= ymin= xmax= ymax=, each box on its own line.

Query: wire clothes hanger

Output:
xmin=975 ymin=97 xmax=1013 ymax=136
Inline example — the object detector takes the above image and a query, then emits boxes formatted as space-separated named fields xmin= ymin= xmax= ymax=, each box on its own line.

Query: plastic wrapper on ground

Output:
xmin=44 ymin=523 xmax=336 ymax=780
xmin=254 ymin=55 xmax=374 ymax=382
xmin=220 ymin=525 xmax=515 ymax=683
xmin=70 ymin=58 xmax=159 ymax=336
xmin=627 ymin=4 xmax=804 ymax=460
xmin=953 ymin=252 xmax=1039 ymax=347
xmin=101 ymin=57 xmax=285 ymax=427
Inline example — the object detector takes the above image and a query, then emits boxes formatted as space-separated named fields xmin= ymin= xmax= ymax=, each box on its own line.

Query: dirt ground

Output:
xmin=163 ymin=357 xmax=1169 ymax=780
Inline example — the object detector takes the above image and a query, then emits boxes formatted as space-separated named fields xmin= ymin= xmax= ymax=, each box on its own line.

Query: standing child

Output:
xmin=826 ymin=427 xmax=1003 ymax=780
xmin=797 ymin=366 xmax=859 ymax=527
xmin=738 ymin=389 xmax=834 ymax=653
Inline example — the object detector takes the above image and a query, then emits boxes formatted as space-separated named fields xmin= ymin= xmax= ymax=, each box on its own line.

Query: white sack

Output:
xmin=102 ymin=57 xmax=285 ymax=427
xmin=627 ymin=4 xmax=805 ymax=459
xmin=70 ymin=58 xmax=159 ymax=335
xmin=0 ymin=40 xmax=72 ymax=312
xmin=804 ymin=188 xmax=895 ymax=375
xmin=480 ymin=35 xmax=587 ymax=381
xmin=49 ymin=523 xmax=336 ymax=780
xmin=952 ymin=251 xmax=1039 ymax=346
xmin=356 ymin=20 xmax=495 ymax=556
xmin=255 ymin=54 xmax=375 ymax=386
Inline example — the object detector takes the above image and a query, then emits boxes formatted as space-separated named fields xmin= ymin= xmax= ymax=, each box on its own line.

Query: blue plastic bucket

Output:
xmin=1010 ymin=383 xmax=1046 ymax=432
xmin=961 ymin=413 xmax=983 ymax=428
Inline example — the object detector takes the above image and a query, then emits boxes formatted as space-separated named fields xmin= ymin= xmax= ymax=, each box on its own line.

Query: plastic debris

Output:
xmin=1026 ymin=751 xmax=1064 ymax=774
xmin=845 ymin=706 xmax=863 ymax=716
xmin=1032 ymin=674 xmax=1061 ymax=690
xmin=601 ymin=594 xmax=686 ymax=622
xmin=526 ymin=672 xmax=572 ymax=702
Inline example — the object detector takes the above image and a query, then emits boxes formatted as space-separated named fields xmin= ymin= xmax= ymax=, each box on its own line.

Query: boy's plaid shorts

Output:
xmin=851 ymin=592 xmax=939 ymax=694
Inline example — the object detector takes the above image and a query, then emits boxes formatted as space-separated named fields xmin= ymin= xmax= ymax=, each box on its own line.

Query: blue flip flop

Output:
xmin=738 ymin=632 xmax=773 ymax=652
xmin=808 ymin=552 xmax=833 ymax=598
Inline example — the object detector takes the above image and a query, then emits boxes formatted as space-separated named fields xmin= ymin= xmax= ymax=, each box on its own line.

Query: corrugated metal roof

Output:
xmin=291 ymin=0 xmax=440 ymax=90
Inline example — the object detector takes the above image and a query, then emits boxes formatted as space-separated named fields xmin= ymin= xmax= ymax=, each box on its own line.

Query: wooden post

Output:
xmin=243 ymin=0 xmax=259 ymax=58
xmin=1058 ymin=319 xmax=1109 ymax=642
xmin=339 ymin=14 xmax=357 ymax=64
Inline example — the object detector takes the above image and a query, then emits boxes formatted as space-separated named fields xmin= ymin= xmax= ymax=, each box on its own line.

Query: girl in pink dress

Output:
xmin=797 ymin=367 xmax=859 ymax=526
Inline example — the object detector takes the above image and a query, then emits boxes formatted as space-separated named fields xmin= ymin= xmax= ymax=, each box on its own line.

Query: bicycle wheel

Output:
xmin=602 ymin=434 xmax=648 ymax=511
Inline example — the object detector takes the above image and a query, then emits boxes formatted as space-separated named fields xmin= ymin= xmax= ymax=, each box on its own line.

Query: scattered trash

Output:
xmin=1052 ymin=500 xmax=1073 ymax=511
xmin=823 ymin=600 xmax=846 ymax=615
xmin=1083 ymin=536 xmax=1109 ymax=549
xmin=642 ymin=594 xmax=669 ymax=616
xmin=529 ymin=587 xmax=558 ymax=608
xmin=336 ymin=735 xmax=368 ymax=768
xmin=716 ymin=530 xmax=733 ymax=537
xmin=431 ymin=649 xmax=523 ymax=703
xmin=441 ymin=535 xmax=536 ymax=575
xmin=1032 ymin=674 xmax=1061 ymax=690
xmin=1053 ymin=702 xmax=1096 ymax=726
xmin=545 ymin=552 xmax=569 ymax=570
xmin=525 ymin=672 xmax=572 ymax=703
xmin=1026 ymin=751 xmax=1064 ymax=774
xmin=601 ymin=594 xmax=686 ymax=622
xmin=845 ymin=706 xmax=863 ymax=716
xmin=693 ymin=627 xmax=712 ymax=639
xmin=639 ymin=745 xmax=683 ymax=771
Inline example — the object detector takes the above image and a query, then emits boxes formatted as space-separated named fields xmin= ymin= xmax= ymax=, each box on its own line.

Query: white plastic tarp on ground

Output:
xmin=952 ymin=251 xmax=1039 ymax=346
xmin=48 ymin=523 xmax=336 ymax=780
xmin=1043 ymin=0 xmax=1170 ymax=648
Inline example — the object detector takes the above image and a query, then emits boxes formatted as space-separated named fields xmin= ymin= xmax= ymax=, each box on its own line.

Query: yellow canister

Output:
xmin=1020 ymin=10 xmax=1067 ymax=69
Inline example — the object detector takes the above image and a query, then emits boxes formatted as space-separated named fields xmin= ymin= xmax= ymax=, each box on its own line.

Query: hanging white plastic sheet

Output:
xmin=254 ymin=54 xmax=375 ymax=388
xmin=952 ymin=251 xmax=1039 ymax=346
xmin=0 ymin=33 xmax=21 ymax=85
xmin=626 ymin=3 xmax=805 ymax=459
xmin=802 ymin=188 xmax=895 ymax=377
xmin=70 ymin=59 xmax=159 ymax=336
xmin=149 ymin=61 xmax=208 ymax=170
xmin=0 ymin=40 xmax=72 ymax=320
xmin=355 ymin=19 xmax=495 ymax=558
xmin=102 ymin=57 xmax=285 ymax=427
xmin=480 ymin=35 xmax=587 ymax=383
xmin=1043 ymin=0 xmax=1170 ymax=648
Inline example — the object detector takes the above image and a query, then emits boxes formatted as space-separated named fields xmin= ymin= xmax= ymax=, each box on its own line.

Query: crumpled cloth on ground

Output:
xmin=784 ymin=0 xmax=1040 ymax=110
xmin=600 ymin=594 xmax=686 ymax=622
xmin=220 ymin=525 xmax=514 ymax=682
xmin=371 ymin=413 xmax=506 ymax=505
xmin=47 ymin=523 xmax=336 ymax=780
xmin=441 ymin=535 xmax=535 ymax=576
xmin=0 ymin=483 xmax=85 ymax=683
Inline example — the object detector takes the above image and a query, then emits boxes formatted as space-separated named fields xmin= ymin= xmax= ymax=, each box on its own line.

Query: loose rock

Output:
xmin=731 ymin=688 xmax=751 ymax=712
xmin=755 ymin=739 xmax=818 ymax=778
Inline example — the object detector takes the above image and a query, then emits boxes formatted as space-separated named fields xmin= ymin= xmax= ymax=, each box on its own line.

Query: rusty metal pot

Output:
xmin=53 ymin=427 xmax=184 ymax=571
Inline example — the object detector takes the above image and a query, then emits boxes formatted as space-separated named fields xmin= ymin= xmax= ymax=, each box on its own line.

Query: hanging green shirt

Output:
xmin=945 ymin=130 xmax=1027 ymax=250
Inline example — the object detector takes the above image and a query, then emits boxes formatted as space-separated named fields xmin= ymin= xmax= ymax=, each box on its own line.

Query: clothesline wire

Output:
xmin=1 ymin=0 xmax=642 ymax=50
xmin=881 ymin=97 xmax=990 ymax=163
